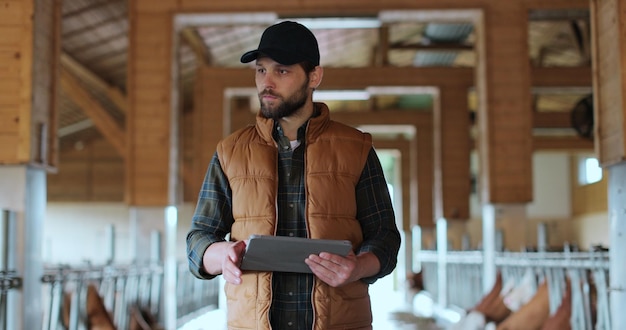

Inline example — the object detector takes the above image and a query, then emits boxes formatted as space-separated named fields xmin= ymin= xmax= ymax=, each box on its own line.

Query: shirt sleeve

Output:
xmin=355 ymin=148 xmax=402 ymax=284
xmin=186 ymin=151 xmax=234 ymax=280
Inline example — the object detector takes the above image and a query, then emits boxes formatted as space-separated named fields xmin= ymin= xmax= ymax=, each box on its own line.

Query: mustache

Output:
xmin=259 ymin=90 xmax=280 ymax=98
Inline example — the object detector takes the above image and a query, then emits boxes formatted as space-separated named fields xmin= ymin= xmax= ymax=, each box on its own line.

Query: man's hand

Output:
xmin=305 ymin=251 xmax=362 ymax=287
xmin=222 ymin=240 xmax=247 ymax=285
xmin=203 ymin=240 xmax=247 ymax=285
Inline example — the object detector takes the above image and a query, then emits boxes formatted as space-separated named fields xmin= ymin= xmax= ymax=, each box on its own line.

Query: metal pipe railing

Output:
xmin=40 ymin=261 xmax=220 ymax=330
xmin=419 ymin=250 xmax=611 ymax=329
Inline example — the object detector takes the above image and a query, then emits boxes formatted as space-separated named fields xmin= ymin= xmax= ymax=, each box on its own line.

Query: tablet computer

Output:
xmin=240 ymin=235 xmax=353 ymax=273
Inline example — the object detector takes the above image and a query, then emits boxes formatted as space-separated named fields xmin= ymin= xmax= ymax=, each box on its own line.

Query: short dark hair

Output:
xmin=299 ymin=61 xmax=317 ymax=75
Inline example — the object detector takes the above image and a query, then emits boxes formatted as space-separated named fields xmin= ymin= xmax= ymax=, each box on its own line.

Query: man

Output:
xmin=187 ymin=20 xmax=401 ymax=330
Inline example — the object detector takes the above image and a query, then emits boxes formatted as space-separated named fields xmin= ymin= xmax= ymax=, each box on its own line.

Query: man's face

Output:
xmin=255 ymin=57 xmax=310 ymax=119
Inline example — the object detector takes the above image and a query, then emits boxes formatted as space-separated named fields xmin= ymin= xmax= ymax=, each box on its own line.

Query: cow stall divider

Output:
xmin=418 ymin=250 xmax=610 ymax=329
xmin=40 ymin=262 xmax=220 ymax=330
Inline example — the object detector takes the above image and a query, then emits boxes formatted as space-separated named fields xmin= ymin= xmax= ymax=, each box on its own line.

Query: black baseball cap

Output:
xmin=240 ymin=21 xmax=320 ymax=66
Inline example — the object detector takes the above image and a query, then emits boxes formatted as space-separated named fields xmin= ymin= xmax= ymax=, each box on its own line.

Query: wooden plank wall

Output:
xmin=48 ymin=139 xmax=124 ymax=201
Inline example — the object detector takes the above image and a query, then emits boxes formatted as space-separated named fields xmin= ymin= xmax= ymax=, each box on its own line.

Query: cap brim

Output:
xmin=240 ymin=50 xmax=260 ymax=63
xmin=240 ymin=48 xmax=302 ymax=65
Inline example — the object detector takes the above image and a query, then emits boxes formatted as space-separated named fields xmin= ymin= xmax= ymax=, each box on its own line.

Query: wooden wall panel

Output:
xmin=48 ymin=139 xmax=124 ymax=202
xmin=92 ymin=160 xmax=125 ymax=201
xmin=591 ymin=0 xmax=626 ymax=166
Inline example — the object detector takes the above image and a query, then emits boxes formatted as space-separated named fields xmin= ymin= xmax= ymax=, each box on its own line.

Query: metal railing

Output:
xmin=419 ymin=250 xmax=611 ymax=329
xmin=40 ymin=262 xmax=220 ymax=330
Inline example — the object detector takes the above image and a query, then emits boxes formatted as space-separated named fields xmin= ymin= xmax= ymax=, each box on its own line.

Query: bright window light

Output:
xmin=286 ymin=17 xmax=381 ymax=29
xmin=313 ymin=90 xmax=370 ymax=101
xmin=578 ymin=156 xmax=602 ymax=185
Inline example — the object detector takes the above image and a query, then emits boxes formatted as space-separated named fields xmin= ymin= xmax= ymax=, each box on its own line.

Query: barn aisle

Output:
xmin=179 ymin=274 xmax=444 ymax=330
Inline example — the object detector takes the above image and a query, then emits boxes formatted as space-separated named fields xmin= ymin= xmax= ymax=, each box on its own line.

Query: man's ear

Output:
xmin=309 ymin=66 xmax=324 ymax=89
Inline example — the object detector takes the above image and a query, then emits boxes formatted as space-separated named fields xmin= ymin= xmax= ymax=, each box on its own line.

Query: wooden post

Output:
xmin=0 ymin=0 xmax=59 ymax=167
xmin=475 ymin=3 xmax=533 ymax=204
xmin=590 ymin=1 xmax=626 ymax=329
xmin=434 ymin=85 xmax=471 ymax=220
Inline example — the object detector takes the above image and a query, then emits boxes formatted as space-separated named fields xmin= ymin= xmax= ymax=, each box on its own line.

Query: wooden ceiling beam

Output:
xmin=60 ymin=68 xmax=126 ymax=158
xmin=175 ymin=0 xmax=588 ymax=13
xmin=181 ymin=28 xmax=213 ymax=66
xmin=60 ymin=53 xmax=127 ymax=113
xmin=533 ymin=112 xmax=573 ymax=128
xmin=204 ymin=66 xmax=589 ymax=89
xmin=531 ymin=66 xmax=592 ymax=86
xmin=332 ymin=110 xmax=431 ymax=127
xmin=389 ymin=42 xmax=473 ymax=51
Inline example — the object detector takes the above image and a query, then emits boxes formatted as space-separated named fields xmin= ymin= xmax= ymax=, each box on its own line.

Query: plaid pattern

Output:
xmin=187 ymin=121 xmax=400 ymax=329
xmin=270 ymin=124 xmax=314 ymax=329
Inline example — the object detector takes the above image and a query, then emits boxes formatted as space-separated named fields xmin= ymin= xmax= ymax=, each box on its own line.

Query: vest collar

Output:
xmin=255 ymin=102 xmax=331 ymax=144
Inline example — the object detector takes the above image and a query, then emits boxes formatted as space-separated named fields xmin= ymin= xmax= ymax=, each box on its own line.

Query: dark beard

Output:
xmin=259 ymin=79 xmax=309 ymax=119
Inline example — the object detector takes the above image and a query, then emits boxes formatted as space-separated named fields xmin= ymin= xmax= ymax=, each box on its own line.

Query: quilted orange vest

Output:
xmin=216 ymin=103 xmax=374 ymax=329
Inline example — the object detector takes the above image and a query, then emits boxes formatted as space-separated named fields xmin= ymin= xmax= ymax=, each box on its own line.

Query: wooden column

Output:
xmin=434 ymin=85 xmax=471 ymax=220
xmin=475 ymin=3 xmax=533 ymax=204
xmin=0 ymin=0 xmax=59 ymax=167
xmin=127 ymin=0 xmax=178 ymax=205
xmin=128 ymin=3 xmax=182 ymax=327
xmin=473 ymin=4 xmax=531 ymax=292
xmin=590 ymin=1 xmax=626 ymax=328
xmin=591 ymin=0 xmax=626 ymax=164
xmin=0 ymin=1 xmax=60 ymax=329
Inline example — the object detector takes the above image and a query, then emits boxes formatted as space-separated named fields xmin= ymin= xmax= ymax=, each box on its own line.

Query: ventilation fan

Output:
xmin=570 ymin=94 xmax=594 ymax=139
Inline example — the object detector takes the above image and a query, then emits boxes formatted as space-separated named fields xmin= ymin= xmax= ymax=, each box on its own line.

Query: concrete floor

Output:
xmin=179 ymin=275 xmax=446 ymax=330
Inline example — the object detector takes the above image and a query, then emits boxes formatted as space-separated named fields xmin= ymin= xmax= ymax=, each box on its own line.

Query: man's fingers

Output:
xmin=223 ymin=241 xmax=246 ymax=285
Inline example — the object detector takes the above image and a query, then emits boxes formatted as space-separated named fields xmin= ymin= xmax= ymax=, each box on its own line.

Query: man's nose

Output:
xmin=260 ymin=73 xmax=275 ymax=90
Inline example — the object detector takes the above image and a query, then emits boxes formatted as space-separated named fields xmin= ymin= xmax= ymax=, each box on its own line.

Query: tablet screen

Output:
xmin=240 ymin=235 xmax=352 ymax=273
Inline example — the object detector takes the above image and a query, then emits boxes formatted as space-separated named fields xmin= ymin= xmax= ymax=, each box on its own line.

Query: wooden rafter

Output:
xmin=60 ymin=52 xmax=127 ymax=113
xmin=60 ymin=68 xmax=126 ymax=158
xmin=180 ymin=28 xmax=212 ymax=66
